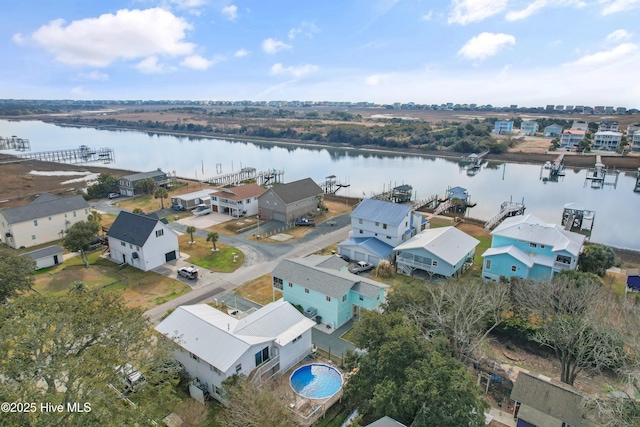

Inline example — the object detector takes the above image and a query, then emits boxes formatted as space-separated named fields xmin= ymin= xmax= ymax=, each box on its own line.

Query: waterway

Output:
xmin=1 ymin=119 xmax=639 ymax=250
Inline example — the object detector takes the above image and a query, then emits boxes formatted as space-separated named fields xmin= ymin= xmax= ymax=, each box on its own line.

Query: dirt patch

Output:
xmin=234 ymin=274 xmax=282 ymax=306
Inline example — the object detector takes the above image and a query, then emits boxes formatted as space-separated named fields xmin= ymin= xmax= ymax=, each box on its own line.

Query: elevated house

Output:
xmin=338 ymin=198 xmax=428 ymax=266
xmin=519 ymin=120 xmax=538 ymax=136
xmin=155 ymin=299 xmax=315 ymax=402
xmin=0 ymin=193 xmax=89 ymax=249
xmin=571 ymin=121 xmax=589 ymax=131
xmin=632 ymin=130 xmax=640 ymax=153
xmin=21 ymin=245 xmax=64 ymax=269
xmin=511 ymin=372 xmax=597 ymax=427
xmin=482 ymin=214 xmax=585 ymax=282
xmin=593 ymin=131 xmax=622 ymax=151
xmin=118 ymin=169 xmax=168 ymax=197
xmin=543 ymin=124 xmax=563 ymax=138
xmin=258 ymin=178 xmax=323 ymax=223
xmin=559 ymin=129 xmax=586 ymax=151
xmin=106 ymin=211 xmax=179 ymax=271
xmin=598 ymin=121 xmax=619 ymax=132
xmin=627 ymin=122 xmax=640 ymax=137
xmin=493 ymin=120 xmax=514 ymax=135
xmin=395 ymin=226 xmax=479 ymax=279
xmin=272 ymin=256 xmax=389 ymax=330
xmin=211 ymin=183 xmax=266 ymax=217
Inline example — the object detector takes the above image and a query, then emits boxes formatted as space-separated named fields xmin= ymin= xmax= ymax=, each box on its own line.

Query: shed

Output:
xmin=21 ymin=245 xmax=64 ymax=269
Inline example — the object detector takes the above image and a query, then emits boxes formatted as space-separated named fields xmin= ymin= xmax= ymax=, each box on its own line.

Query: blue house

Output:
xmin=520 ymin=120 xmax=539 ymax=136
xmin=493 ymin=120 xmax=514 ymax=134
xmin=271 ymin=255 xmax=389 ymax=330
xmin=338 ymin=199 xmax=428 ymax=266
xmin=544 ymin=124 xmax=563 ymax=138
xmin=395 ymin=226 xmax=479 ymax=279
xmin=482 ymin=214 xmax=585 ymax=282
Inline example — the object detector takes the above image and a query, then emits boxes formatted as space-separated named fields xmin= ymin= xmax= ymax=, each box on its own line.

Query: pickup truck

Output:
xmin=295 ymin=218 xmax=315 ymax=227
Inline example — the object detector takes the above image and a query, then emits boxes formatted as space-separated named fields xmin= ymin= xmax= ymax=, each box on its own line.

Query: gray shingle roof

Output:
xmin=270 ymin=178 xmax=322 ymax=204
xmin=0 ymin=194 xmax=89 ymax=225
xmin=21 ymin=245 xmax=64 ymax=260
xmin=351 ymin=199 xmax=412 ymax=227
xmin=272 ymin=257 xmax=388 ymax=299
xmin=366 ymin=416 xmax=407 ymax=427
xmin=106 ymin=211 xmax=159 ymax=246
xmin=121 ymin=169 xmax=166 ymax=182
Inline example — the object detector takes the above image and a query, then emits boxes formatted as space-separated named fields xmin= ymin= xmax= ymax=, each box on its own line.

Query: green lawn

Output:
xmin=179 ymin=235 xmax=243 ymax=273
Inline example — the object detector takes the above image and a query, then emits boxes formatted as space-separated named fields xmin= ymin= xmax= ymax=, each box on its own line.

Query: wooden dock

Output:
xmin=372 ymin=184 xmax=414 ymax=203
xmin=320 ymin=175 xmax=350 ymax=194
xmin=484 ymin=198 xmax=526 ymax=230
xmin=585 ymin=155 xmax=619 ymax=188
xmin=205 ymin=167 xmax=284 ymax=186
xmin=18 ymin=145 xmax=115 ymax=164
xmin=562 ymin=203 xmax=595 ymax=234
xmin=0 ymin=136 xmax=30 ymax=151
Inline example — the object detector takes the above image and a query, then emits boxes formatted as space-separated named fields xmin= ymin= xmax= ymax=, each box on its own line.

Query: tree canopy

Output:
xmin=86 ymin=173 xmax=119 ymax=199
xmin=62 ymin=220 xmax=100 ymax=268
xmin=0 ymin=291 xmax=181 ymax=426
xmin=0 ymin=246 xmax=36 ymax=302
xmin=135 ymin=178 xmax=157 ymax=195
xmin=579 ymin=244 xmax=617 ymax=276
xmin=154 ymin=187 xmax=168 ymax=209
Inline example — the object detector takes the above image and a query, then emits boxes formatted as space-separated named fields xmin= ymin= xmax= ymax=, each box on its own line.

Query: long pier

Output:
xmin=18 ymin=145 xmax=115 ymax=164
xmin=0 ymin=136 xmax=31 ymax=151
xmin=484 ymin=198 xmax=526 ymax=230
xmin=204 ymin=167 xmax=284 ymax=186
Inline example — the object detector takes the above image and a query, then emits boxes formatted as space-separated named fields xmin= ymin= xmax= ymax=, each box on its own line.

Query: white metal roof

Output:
xmin=394 ymin=226 xmax=479 ymax=266
xmin=173 ymin=189 xmax=216 ymax=201
xmin=155 ymin=300 xmax=314 ymax=372
xmin=483 ymin=245 xmax=534 ymax=268
xmin=491 ymin=214 xmax=584 ymax=256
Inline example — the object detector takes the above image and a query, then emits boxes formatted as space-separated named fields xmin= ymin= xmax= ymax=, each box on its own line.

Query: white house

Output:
xmin=211 ymin=183 xmax=266 ymax=217
xmin=21 ymin=245 xmax=64 ymax=270
xmin=593 ymin=131 xmax=622 ymax=151
xmin=493 ymin=120 xmax=514 ymax=135
xmin=598 ymin=121 xmax=619 ymax=132
xmin=338 ymin=199 xmax=428 ymax=265
xmin=559 ymin=129 xmax=586 ymax=150
xmin=155 ymin=299 xmax=315 ymax=401
xmin=171 ymin=189 xmax=216 ymax=210
xmin=106 ymin=211 xmax=179 ymax=271
xmin=519 ymin=121 xmax=538 ymax=136
xmin=632 ymin=130 xmax=640 ymax=153
xmin=0 ymin=193 xmax=89 ymax=249
xmin=627 ymin=122 xmax=640 ymax=138
xmin=394 ymin=226 xmax=479 ymax=279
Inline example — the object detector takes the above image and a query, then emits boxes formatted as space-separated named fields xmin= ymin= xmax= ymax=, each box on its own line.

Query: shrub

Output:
xmin=376 ymin=260 xmax=393 ymax=278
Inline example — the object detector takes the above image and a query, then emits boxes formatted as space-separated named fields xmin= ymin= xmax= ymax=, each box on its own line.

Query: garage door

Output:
xmin=339 ymin=249 xmax=351 ymax=258
xmin=354 ymin=251 xmax=366 ymax=262
xmin=368 ymin=255 xmax=381 ymax=265
xmin=165 ymin=251 xmax=177 ymax=262
xmin=273 ymin=212 xmax=286 ymax=222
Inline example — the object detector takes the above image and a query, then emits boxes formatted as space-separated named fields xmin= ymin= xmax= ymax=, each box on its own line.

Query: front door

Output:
xmin=122 ymin=254 xmax=126 ymax=263
xmin=53 ymin=255 xmax=59 ymax=265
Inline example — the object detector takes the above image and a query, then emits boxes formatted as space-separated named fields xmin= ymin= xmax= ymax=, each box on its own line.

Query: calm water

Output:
xmin=2 ymin=119 xmax=639 ymax=250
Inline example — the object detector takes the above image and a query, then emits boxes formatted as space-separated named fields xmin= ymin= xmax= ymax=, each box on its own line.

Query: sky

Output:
xmin=1 ymin=0 xmax=639 ymax=107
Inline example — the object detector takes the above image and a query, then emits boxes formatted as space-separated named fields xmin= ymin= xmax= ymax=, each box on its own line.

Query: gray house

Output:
xmin=511 ymin=372 xmax=597 ymax=427
xmin=118 ymin=169 xmax=168 ymax=197
xmin=258 ymin=178 xmax=323 ymax=223
xmin=544 ymin=124 xmax=563 ymax=138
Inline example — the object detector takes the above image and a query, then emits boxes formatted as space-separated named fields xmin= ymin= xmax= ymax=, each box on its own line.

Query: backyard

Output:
xmin=178 ymin=234 xmax=243 ymax=273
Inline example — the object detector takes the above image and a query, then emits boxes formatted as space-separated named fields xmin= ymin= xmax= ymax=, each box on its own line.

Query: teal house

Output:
xmin=482 ymin=214 xmax=585 ymax=282
xmin=271 ymin=255 xmax=389 ymax=330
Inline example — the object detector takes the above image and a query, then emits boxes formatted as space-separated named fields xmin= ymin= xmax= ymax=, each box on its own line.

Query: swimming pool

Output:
xmin=290 ymin=364 xmax=343 ymax=399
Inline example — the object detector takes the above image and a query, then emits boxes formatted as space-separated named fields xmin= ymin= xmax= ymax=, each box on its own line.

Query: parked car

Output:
xmin=108 ymin=193 xmax=120 ymax=199
xmin=348 ymin=261 xmax=373 ymax=275
xmin=191 ymin=204 xmax=212 ymax=216
xmin=178 ymin=266 xmax=198 ymax=280
xmin=338 ymin=254 xmax=350 ymax=262
xmin=295 ymin=218 xmax=315 ymax=227
xmin=171 ymin=203 xmax=185 ymax=211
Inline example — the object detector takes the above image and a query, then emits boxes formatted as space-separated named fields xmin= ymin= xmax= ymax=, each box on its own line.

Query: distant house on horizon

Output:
xmin=543 ymin=124 xmax=563 ymax=138
xmin=493 ymin=120 xmax=513 ymax=135
xmin=519 ymin=120 xmax=538 ymax=136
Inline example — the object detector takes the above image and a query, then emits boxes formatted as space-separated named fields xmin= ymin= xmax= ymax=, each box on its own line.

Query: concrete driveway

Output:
xmin=177 ymin=211 xmax=232 ymax=228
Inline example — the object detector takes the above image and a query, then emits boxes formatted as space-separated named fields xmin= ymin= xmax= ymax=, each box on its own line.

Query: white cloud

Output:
xmin=458 ymin=32 xmax=516 ymax=60
xmin=221 ymin=5 xmax=238 ymax=21
xmin=135 ymin=56 xmax=165 ymax=74
xmin=79 ymin=71 xmax=109 ymax=81
xmin=28 ymin=8 xmax=195 ymax=68
xmin=569 ymin=43 xmax=638 ymax=66
xmin=365 ymin=74 xmax=391 ymax=86
xmin=421 ymin=11 xmax=434 ymax=21
xmin=506 ymin=0 xmax=585 ymax=21
xmin=287 ymin=21 xmax=319 ymax=40
xmin=234 ymin=49 xmax=250 ymax=58
xmin=168 ymin=0 xmax=208 ymax=8
xmin=448 ymin=0 xmax=508 ymax=25
xmin=262 ymin=38 xmax=292 ymax=54
xmin=180 ymin=55 xmax=213 ymax=70
xmin=270 ymin=63 xmax=318 ymax=78
xmin=11 ymin=33 xmax=25 ymax=45
xmin=600 ymin=0 xmax=640 ymax=15
xmin=606 ymin=29 xmax=632 ymax=42
xmin=70 ymin=86 xmax=89 ymax=96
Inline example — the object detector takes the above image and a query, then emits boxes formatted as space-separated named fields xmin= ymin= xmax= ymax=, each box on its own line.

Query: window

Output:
xmin=34 ymin=220 xmax=38 ymax=226
xmin=342 ymin=294 xmax=347 ymax=302
xmin=359 ymin=230 xmax=363 ymax=234
xmin=121 ymin=241 xmax=125 ymax=247
xmin=85 ymin=209 xmax=88 ymax=214
xmin=359 ymin=295 xmax=364 ymax=301
xmin=31 ymin=235 xmax=36 ymax=240
xmin=529 ymin=242 xmax=537 ymax=248
xmin=136 ymin=246 xmax=140 ymax=251
xmin=383 ymin=224 xmax=387 ymax=229
xmin=213 ymin=385 xmax=221 ymax=395
xmin=485 ymin=259 xmax=492 ymax=270
xmin=255 ymin=347 xmax=269 ymax=366
xmin=155 ymin=229 xmax=164 ymax=237
xmin=273 ymin=277 xmax=283 ymax=290
xmin=556 ymin=255 xmax=572 ymax=265
xmin=129 ymin=244 xmax=133 ymax=249
xmin=405 ymin=221 xmax=408 ymax=227
xmin=210 ymin=365 xmax=221 ymax=375
xmin=73 ymin=211 xmax=76 ymax=217
xmin=375 ymin=222 xmax=379 ymax=226
xmin=358 ymin=219 xmax=363 ymax=224
xmin=386 ymin=236 xmax=391 ymax=239
xmin=246 ymin=198 xmax=251 ymax=204
xmin=511 ymin=265 xmax=517 ymax=272
xmin=432 ymin=260 xmax=438 ymax=267
xmin=288 ymin=283 xmax=293 ymax=287
xmin=293 ymin=335 xmax=302 ymax=343
xmin=274 ymin=202 xmax=277 ymax=208
xmin=326 ymin=296 xmax=331 ymax=302
xmin=235 ymin=364 xmax=242 ymax=373
xmin=305 ymin=288 xmax=309 ymax=294
xmin=190 ymin=352 xmax=199 ymax=362
xmin=540 ymin=244 xmax=545 ymax=249
xmin=48 ymin=217 xmax=52 ymax=221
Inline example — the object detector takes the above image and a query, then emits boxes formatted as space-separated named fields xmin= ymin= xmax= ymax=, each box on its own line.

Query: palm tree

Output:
xmin=186 ymin=226 xmax=197 ymax=244
xmin=87 ymin=210 xmax=102 ymax=224
xmin=206 ymin=232 xmax=219 ymax=251
xmin=154 ymin=187 xmax=169 ymax=209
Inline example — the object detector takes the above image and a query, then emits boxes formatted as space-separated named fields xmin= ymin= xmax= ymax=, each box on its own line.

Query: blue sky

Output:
xmin=1 ymin=0 xmax=639 ymax=106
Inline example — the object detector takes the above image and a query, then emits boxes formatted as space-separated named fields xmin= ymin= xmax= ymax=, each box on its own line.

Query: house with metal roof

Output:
xmin=511 ymin=371 xmax=597 ymax=427
xmin=21 ymin=245 xmax=64 ymax=269
xmin=271 ymin=256 xmax=389 ymax=330
xmin=211 ymin=183 xmax=266 ymax=217
xmin=155 ymin=299 xmax=315 ymax=402
xmin=106 ymin=211 xmax=179 ymax=271
xmin=0 ymin=193 xmax=89 ymax=249
xmin=118 ymin=168 xmax=168 ymax=197
xmin=338 ymin=199 xmax=428 ymax=266
xmin=170 ymin=189 xmax=217 ymax=210
xmin=482 ymin=214 xmax=585 ymax=282
xmin=258 ymin=178 xmax=323 ymax=223
xmin=395 ymin=226 xmax=479 ymax=279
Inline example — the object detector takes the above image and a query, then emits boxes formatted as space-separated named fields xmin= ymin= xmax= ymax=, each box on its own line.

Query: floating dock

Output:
xmin=372 ymin=183 xmax=414 ymax=203
xmin=0 ymin=136 xmax=30 ymax=151
xmin=562 ymin=203 xmax=595 ymax=236
xmin=432 ymin=186 xmax=476 ymax=215
xmin=540 ymin=154 xmax=565 ymax=181
xmin=459 ymin=150 xmax=489 ymax=176
xmin=205 ymin=167 xmax=284 ymax=186
xmin=484 ymin=197 xmax=526 ymax=230
xmin=18 ymin=145 xmax=114 ymax=164
xmin=585 ymin=155 xmax=619 ymax=189
xmin=320 ymin=175 xmax=350 ymax=194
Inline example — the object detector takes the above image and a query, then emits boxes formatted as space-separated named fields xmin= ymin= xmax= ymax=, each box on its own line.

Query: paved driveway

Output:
xmin=177 ymin=211 xmax=232 ymax=228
